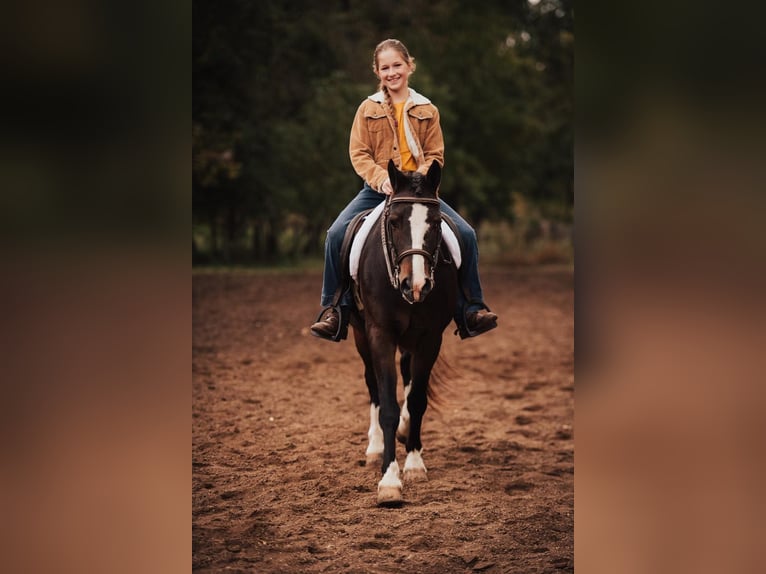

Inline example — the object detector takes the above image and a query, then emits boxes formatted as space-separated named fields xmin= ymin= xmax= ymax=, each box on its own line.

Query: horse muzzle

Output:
xmin=394 ymin=246 xmax=438 ymax=304
xmin=400 ymin=275 xmax=433 ymax=304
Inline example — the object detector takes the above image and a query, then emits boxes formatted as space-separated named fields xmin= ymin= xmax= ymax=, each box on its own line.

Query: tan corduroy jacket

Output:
xmin=349 ymin=88 xmax=445 ymax=192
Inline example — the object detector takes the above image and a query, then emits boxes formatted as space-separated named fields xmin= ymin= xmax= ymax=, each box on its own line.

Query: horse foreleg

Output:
xmin=371 ymin=335 xmax=402 ymax=506
xmin=402 ymin=341 xmax=441 ymax=483
xmin=397 ymin=352 xmax=412 ymax=444
xmin=402 ymin=381 xmax=428 ymax=482
xmin=365 ymin=403 xmax=384 ymax=467
xmin=377 ymin=394 xmax=403 ymax=505
xmin=397 ymin=382 xmax=412 ymax=444
xmin=353 ymin=327 xmax=383 ymax=468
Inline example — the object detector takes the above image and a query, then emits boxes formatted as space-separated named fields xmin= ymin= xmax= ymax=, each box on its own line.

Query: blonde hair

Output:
xmin=372 ymin=39 xmax=416 ymax=125
xmin=372 ymin=38 xmax=416 ymax=79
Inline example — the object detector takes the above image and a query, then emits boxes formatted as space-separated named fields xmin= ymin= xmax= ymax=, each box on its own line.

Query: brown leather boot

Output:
xmin=310 ymin=308 xmax=340 ymax=340
xmin=461 ymin=309 xmax=498 ymax=338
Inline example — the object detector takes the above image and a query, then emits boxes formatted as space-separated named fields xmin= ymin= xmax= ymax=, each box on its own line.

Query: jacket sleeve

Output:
xmin=349 ymin=102 xmax=389 ymax=192
xmin=416 ymin=105 xmax=445 ymax=175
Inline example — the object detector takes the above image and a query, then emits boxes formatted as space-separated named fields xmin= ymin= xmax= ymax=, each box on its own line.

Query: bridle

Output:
xmin=381 ymin=195 xmax=443 ymax=290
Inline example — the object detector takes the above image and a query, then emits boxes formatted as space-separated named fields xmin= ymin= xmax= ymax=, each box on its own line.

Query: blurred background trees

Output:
xmin=193 ymin=0 xmax=573 ymax=265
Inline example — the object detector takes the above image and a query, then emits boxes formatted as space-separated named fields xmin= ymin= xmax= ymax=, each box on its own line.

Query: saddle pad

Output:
xmin=349 ymin=202 xmax=462 ymax=281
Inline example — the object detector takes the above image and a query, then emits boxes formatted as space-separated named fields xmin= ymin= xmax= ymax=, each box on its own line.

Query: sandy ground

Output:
xmin=192 ymin=265 xmax=573 ymax=573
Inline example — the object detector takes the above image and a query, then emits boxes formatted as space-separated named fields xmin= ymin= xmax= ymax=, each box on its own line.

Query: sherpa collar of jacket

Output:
xmin=367 ymin=88 xmax=431 ymax=106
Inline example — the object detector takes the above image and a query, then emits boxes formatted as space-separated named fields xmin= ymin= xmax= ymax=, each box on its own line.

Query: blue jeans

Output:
xmin=320 ymin=184 xmax=487 ymax=323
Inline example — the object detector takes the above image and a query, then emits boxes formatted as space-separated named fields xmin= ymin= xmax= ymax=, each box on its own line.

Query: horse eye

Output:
xmin=389 ymin=217 xmax=400 ymax=229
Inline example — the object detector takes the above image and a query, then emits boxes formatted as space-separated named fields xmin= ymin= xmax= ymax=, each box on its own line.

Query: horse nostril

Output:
xmin=422 ymin=278 xmax=433 ymax=295
xmin=401 ymin=277 xmax=411 ymax=292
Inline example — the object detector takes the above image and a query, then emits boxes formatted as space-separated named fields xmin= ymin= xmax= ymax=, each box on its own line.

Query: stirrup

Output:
xmin=312 ymin=305 xmax=349 ymax=342
xmin=455 ymin=300 xmax=497 ymax=340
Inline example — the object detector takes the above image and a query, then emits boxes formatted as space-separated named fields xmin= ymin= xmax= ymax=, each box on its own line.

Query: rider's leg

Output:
xmin=313 ymin=184 xmax=385 ymax=340
xmin=320 ymin=184 xmax=384 ymax=307
xmin=438 ymin=200 xmax=497 ymax=337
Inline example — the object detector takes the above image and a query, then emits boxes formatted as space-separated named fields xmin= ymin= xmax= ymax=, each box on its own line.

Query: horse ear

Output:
xmin=387 ymin=159 xmax=403 ymax=192
xmin=426 ymin=161 xmax=441 ymax=192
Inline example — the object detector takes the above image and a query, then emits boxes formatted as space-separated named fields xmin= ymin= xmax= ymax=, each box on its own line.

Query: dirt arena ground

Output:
xmin=192 ymin=265 xmax=573 ymax=573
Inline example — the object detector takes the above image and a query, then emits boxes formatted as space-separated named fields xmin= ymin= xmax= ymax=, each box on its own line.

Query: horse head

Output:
xmin=384 ymin=159 xmax=443 ymax=304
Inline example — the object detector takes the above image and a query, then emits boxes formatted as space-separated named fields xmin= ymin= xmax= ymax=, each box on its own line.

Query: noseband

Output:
xmin=381 ymin=195 xmax=443 ymax=290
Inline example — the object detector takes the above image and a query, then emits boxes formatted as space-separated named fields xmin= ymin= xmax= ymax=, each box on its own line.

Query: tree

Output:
xmin=192 ymin=0 xmax=573 ymax=263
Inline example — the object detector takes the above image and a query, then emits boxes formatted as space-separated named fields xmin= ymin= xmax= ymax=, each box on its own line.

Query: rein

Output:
xmin=380 ymin=195 xmax=443 ymax=290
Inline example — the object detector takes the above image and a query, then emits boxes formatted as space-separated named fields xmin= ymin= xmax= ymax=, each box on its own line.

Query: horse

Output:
xmin=350 ymin=159 xmax=458 ymax=506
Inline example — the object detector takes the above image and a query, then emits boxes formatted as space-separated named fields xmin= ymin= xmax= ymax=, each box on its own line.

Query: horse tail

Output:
xmin=426 ymin=353 xmax=456 ymax=412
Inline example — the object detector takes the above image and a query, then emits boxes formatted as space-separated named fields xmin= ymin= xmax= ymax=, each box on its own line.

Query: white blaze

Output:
xmin=408 ymin=204 xmax=429 ymax=298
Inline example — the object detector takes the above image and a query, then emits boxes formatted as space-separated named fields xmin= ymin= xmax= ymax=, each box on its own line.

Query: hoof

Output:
xmin=377 ymin=485 xmax=403 ymax=507
xmin=404 ymin=468 xmax=428 ymax=482
xmin=366 ymin=452 xmax=383 ymax=467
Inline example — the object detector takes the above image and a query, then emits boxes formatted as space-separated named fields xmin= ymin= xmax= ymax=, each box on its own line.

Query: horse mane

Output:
xmin=410 ymin=172 xmax=425 ymax=197
xmin=394 ymin=171 xmax=436 ymax=199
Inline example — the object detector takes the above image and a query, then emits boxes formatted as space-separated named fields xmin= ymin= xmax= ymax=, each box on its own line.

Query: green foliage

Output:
xmin=193 ymin=0 xmax=573 ymax=264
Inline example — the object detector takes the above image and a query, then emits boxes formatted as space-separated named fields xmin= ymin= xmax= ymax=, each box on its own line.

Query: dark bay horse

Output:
xmin=350 ymin=160 xmax=457 ymax=506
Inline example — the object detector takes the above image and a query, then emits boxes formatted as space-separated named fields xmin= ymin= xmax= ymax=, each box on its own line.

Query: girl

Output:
xmin=311 ymin=39 xmax=497 ymax=340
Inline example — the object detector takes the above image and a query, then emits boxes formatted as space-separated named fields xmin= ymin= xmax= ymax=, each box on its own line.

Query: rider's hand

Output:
xmin=380 ymin=178 xmax=393 ymax=195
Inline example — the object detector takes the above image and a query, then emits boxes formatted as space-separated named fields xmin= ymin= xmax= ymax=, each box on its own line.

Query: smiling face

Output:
xmin=375 ymin=48 xmax=413 ymax=100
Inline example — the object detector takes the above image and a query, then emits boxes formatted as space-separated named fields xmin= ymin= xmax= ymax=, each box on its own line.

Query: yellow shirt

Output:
xmin=393 ymin=102 xmax=418 ymax=172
